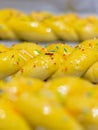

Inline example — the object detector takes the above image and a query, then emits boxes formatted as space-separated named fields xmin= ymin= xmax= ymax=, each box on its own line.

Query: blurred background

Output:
xmin=0 ymin=0 xmax=98 ymax=14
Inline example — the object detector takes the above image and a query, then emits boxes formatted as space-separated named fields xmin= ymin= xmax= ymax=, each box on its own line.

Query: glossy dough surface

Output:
xmin=0 ymin=76 xmax=98 ymax=130
xmin=0 ymin=8 xmax=98 ymax=41
xmin=0 ymin=39 xmax=98 ymax=130
xmin=0 ymin=39 xmax=98 ymax=83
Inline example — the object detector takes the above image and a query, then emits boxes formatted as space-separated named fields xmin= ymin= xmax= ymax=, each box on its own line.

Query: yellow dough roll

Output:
xmin=0 ymin=21 xmax=17 ymax=40
xmin=0 ymin=42 xmax=46 ymax=79
xmin=48 ymin=39 xmax=98 ymax=83
xmin=13 ymin=92 xmax=83 ymax=130
xmin=0 ymin=98 xmax=32 ymax=130
xmin=30 ymin=12 xmax=79 ymax=41
xmin=11 ymin=43 xmax=73 ymax=80
xmin=43 ymin=17 xmax=79 ymax=41
xmin=2 ymin=75 xmax=98 ymax=129
xmin=52 ymin=39 xmax=98 ymax=82
xmin=0 ymin=49 xmax=35 ymax=79
xmin=46 ymin=43 xmax=73 ymax=56
xmin=45 ymin=76 xmax=98 ymax=130
xmin=11 ymin=42 xmax=45 ymax=57
xmin=16 ymin=52 xmax=65 ymax=80
xmin=75 ymin=16 xmax=98 ymax=41
xmin=0 ymin=39 xmax=98 ymax=82
xmin=83 ymin=62 xmax=98 ymax=83
xmin=0 ymin=9 xmax=98 ymax=41
xmin=0 ymin=76 xmax=43 ymax=96
xmin=1 ymin=77 xmax=83 ymax=130
xmin=0 ymin=8 xmax=29 ymax=21
xmin=45 ymin=76 xmax=94 ymax=102
xmin=0 ymin=9 xmax=30 ymax=40
xmin=7 ymin=18 xmax=58 ymax=42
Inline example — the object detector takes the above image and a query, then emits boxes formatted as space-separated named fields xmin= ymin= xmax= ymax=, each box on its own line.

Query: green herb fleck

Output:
xmin=56 ymin=46 xmax=59 ymax=49
xmin=35 ymin=49 xmax=41 ymax=54
xmin=18 ymin=57 xmax=20 ymax=61
xmin=50 ymin=50 xmax=56 ymax=52
xmin=64 ymin=48 xmax=67 ymax=52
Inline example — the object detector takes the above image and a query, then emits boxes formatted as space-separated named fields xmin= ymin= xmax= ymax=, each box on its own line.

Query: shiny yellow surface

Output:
xmin=46 ymin=76 xmax=94 ymax=101
xmin=0 ymin=39 xmax=98 ymax=82
xmin=0 ymin=21 xmax=17 ymax=40
xmin=14 ymin=92 xmax=83 ymax=130
xmin=43 ymin=17 xmax=79 ymax=41
xmin=0 ymin=10 xmax=98 ymax=129
xmin=1 ymin=76 xmax=98 ymax=129
xmin=0 ymin=48 xmax=34 ymax=79
xmin=0 ymin=50 xmax=25 ymax=78
xmin=45 ymin=77 xmax=98 ymax=130
xmin=1 ymin=76 xmax=84 ymax=130
xmin=16 ymin=52 xmax=64 ymax=80
xmin=84 ymin=62 xmax=98 ymax=83
xmin=11 ymin=42 xmax=44 ymax=57
xmin=8 ymin=19 xmax=58 ymax=41
xmin=46 ymin=43 xmax=73 ymax=56
xmin=0 ymin=8 xmax=29 ymax=21
xmin=52 ymin=39 xmax=98 ymax=81
xmin=75 ymin=17 xmax=98 ymax=41
xmin=0 ymin=99 xmax=32 ymax=130
xmin=0 ymin=8 xmax=98 ymax=41
xmin=1 ymin=76 xmax=44 ymax=94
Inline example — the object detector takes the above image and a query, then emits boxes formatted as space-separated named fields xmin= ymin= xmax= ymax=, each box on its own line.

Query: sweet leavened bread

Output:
xmin=0 ymin=75 xmax=98 ymax=130
xmin=0 ymin=38 xmax=98 ymax=130
xmin=0 ymin=8 xmax=98 ymax=41
xmin=0 ymin=39 xmax=98 ymax=83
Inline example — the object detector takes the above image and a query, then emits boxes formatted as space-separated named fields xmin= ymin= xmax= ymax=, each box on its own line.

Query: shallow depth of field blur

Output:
xmin=0 ymin=0 xmax=98 ymax=14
